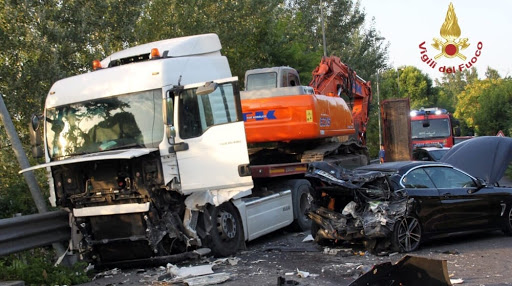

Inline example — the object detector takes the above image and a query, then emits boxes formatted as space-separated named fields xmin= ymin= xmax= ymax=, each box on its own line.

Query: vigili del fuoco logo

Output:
xmin=419 ymin=2 xmax=483 ymax=74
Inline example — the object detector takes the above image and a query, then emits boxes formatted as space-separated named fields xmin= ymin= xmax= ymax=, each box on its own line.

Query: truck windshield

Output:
xmin=46 ymin=89 xmax=163 ymax=160
xmin=411 ymin=118 xmax=450 ymax=139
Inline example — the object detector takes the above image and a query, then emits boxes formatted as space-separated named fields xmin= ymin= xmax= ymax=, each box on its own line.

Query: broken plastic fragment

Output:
xmin=296 ymin=269 xmax=310 ymax=278
xmin=168 ymin=264 xmax=214 ymax=278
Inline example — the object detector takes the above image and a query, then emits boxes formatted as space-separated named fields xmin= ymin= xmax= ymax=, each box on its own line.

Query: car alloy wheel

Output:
xmin=395 ymin=216 xmax=422 ymax=252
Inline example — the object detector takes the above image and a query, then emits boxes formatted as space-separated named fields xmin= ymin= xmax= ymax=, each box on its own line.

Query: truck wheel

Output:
xmin=392 ymin=216 xmax=422 ymax=252
xmin=502 ymin=204 xmax=512 ymax=236
xmin=288 ymin=179 xmax=312 ymax=232
xmin=207 ymin=202 xmax=243 ymax=257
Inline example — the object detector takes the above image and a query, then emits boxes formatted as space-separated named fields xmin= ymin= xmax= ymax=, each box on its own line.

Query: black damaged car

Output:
xmin=306 ymin=136 xmax=512 ymax=252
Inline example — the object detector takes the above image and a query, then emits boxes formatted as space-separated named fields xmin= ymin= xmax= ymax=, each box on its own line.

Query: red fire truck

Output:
xmin=410 ymin=107 xmax=460 ymax=148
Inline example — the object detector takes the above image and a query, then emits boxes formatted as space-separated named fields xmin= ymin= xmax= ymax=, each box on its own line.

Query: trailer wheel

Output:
xmin=288 ymin=179 xmax=312 ymax=232
xmin=207 ymin=202 xmax=243 ymax=257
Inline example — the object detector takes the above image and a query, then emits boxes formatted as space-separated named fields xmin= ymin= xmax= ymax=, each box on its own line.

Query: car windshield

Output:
xmin=411 ymin=118 xmax=450 ymax=139
xmin=46 ymin=89 xmax=163 ymax=160
xmin=429 ymin=149 xmax=449 ymax=161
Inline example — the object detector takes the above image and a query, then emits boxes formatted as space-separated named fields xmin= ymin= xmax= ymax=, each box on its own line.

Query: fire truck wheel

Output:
xmin=207 ymin=202 xmax=243 ymax=257
xmin=289 ymin=179 xmax=312 ymax=232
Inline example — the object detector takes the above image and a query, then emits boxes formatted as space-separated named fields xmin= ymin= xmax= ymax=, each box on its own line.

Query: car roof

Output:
xmin=357 ymin=161 xmax=451 ymax=175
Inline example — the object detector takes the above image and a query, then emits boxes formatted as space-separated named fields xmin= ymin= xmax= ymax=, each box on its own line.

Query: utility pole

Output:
xmin=0 ymin=93 xmax=68 ymax=263
xmin=0 ymin=94 xmax=47 ymax=212
xmin=320 ymin=0 xmax=327 ymax=57
xmin=376 ymin=72 xmax=382 ymax=146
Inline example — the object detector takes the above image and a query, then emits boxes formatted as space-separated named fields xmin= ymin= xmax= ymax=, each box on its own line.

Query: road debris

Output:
xmin=181 ymin=272 xmax=232 ymax=286
xmin=277 ymin=276 xmax=299 ymax=285
xmin=296 ymin=269 xmax=310 ymax=278
xmin=450 ymin=278 xmax=464 ymax=284
xmin=349 ymin=255 xmax=452 ymax=286
xmin=93 ymin=268 xmax=121 ymax=280
xmin=167 ymin=263 xmax=214 ymax=278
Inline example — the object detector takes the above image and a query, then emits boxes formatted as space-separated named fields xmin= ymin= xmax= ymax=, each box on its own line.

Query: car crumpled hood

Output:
xmin=441 ymin=136 xmax=512 ymax=185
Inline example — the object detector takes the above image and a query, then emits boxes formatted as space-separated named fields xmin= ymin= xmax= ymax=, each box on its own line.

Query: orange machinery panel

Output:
xmin=242 ymin=93 xmax=355 ymax=143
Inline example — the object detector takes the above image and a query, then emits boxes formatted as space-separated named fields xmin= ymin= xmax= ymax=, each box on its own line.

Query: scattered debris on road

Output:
xmin=349 ymin=255 xmax=452 ymax=286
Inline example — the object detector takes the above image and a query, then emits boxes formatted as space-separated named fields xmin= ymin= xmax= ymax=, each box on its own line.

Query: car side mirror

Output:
xmin=476 ymin=178 xmax=486 ymax=188
xmin=469 ymin=178 xmax=486 ymax=193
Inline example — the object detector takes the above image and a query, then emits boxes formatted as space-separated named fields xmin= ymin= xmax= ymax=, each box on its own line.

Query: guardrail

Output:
xmin=0 ymin=210 xmax=70 ymax=256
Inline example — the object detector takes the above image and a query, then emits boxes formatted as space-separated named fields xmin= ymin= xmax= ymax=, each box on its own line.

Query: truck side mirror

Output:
xmin=196 ymin=81 xmax=218 ymax=95
xmin=164 ymin=91 xmax=176 ymax=141
xmin=454 ymin=126 xmax=461 ymax=136
xmin=164 ymin=97 xmax=174 ymax=126
xmin=29 ymin=114 xmax=44 ymax=158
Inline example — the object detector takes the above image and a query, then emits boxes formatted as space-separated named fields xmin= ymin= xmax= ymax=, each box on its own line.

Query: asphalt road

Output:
xmin=82 ymin=228 xmax=512 ymax=286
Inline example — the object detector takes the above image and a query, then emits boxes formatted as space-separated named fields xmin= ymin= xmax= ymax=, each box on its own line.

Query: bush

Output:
xmin=0 ymin=248 xmax=91 ymax=285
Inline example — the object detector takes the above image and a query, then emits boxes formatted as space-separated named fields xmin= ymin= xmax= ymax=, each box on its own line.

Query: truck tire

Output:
xmin=206 ymin=202 xmax=244 ymax=257
xmin=288 ymin=179 xmax=312 ymax=232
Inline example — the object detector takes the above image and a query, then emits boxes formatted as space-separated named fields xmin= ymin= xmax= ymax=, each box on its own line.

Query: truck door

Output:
xmin=171 ymin=77 xmax=253 ymax=194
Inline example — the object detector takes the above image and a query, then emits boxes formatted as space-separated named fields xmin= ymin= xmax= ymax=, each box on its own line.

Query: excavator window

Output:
xmin=246 ymin=72 xmax=277 ymax=91
xmin=288 ymin=72 xmax=299 ymax=87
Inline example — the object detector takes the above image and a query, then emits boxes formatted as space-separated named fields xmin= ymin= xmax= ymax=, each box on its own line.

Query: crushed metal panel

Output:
xmin=306 ymin=161 xmax=409 ymax=245
xmin=349 ymin=255 xmax=451 ymax=286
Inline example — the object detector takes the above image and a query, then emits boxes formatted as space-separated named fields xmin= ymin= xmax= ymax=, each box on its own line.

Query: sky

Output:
xmin=360 ymin=0 xmax=512 ymax=82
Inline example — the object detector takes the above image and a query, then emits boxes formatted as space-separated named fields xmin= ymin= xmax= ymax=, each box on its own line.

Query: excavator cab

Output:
xmin=245 ymin=67 xmax=301 ymax=91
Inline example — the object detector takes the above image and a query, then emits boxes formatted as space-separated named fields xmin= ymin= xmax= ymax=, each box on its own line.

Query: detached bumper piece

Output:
xmin=349 ymin=255 xmax=451 ymax=286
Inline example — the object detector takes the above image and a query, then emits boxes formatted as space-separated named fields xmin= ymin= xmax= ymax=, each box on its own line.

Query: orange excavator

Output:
xmin=241 ymin=56 xmax=372 ymax=167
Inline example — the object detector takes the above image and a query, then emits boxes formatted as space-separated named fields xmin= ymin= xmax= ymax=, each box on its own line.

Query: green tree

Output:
xmin=473 ymin=79 xmax=512 ymax=136
xmin=434 ymin=67 xmax=478 ymax=113
xmin=0 ymin=0 xmax=143 ymax=217
xmin=136 ymin=0 xmax=283 ymax=82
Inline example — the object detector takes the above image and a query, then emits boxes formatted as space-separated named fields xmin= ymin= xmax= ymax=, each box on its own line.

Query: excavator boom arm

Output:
xmin=309 ymin=56 xmax=372 ymax=144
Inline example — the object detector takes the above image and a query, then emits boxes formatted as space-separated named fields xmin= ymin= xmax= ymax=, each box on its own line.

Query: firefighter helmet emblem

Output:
xmin=432 ymin=2 xmax=470 ymax=60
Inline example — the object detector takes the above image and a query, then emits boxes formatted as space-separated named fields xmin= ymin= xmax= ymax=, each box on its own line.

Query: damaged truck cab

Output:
xmin=23 ymin=34 xmax=309 ymax=265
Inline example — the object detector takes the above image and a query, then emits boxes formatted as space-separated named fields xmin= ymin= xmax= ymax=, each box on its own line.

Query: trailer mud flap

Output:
xmin=349 ymin=255 xmax=451 ymax=286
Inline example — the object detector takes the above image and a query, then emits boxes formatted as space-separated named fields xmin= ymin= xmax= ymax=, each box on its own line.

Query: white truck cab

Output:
xmin=23 ymin=34 xmax=310 ymax=265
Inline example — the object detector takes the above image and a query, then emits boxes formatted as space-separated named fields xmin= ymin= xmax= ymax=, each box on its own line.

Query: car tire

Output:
xmin=392 ymin=215 xmax=422 ymax=252
xmin=503 ymin=204 xmax=512 ymax=236
xmin=206 ymin=202 xmax=244 ymax=257
xmin=288 ymin=179 xmax=312 ymax=232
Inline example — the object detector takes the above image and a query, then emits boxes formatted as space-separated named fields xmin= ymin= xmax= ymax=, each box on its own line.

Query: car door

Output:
xmin=173 ymin=77 xmax=253 ymax=194
xmin=424 ymin=166 xmax=491 ymax=232
xmin=400 ymin=167 xmax=444 ymax=234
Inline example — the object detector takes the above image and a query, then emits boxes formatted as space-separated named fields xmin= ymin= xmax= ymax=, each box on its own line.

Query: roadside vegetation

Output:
xmin=0 ymin=1 xmax=510 ymax=284
xmin=0 ymin=248 xmax=91 ymax=285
